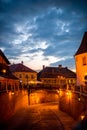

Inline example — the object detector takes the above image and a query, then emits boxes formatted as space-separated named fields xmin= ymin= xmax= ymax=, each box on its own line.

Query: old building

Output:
xmin=0 ymin=49 xmax=19 ymax=92
xmin=10 ymin=62 xmax=37 ymax=88
xmin=75 ymin=32 xmax=87 ymax=86
xmin=38 ymin=65 xmax=76 ymax=89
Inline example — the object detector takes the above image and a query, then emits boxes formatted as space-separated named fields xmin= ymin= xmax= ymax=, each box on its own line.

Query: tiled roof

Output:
xmin=0 ymin=49 xmax=10 ymax=64
xmin=0 ymin=73 xmax=18 ymax=80
xmin=38 ymin=66 xmax=76 ymax=79
xmin=0 ymin=63 xmax=9 ymax=74
xmin=75 ymin=32 xmax=87 ymax=56
xmin=10 ymin=63 xmax=37 ymax=73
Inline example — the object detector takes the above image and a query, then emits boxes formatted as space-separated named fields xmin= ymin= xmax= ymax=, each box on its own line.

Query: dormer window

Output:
xmin=82 ymin=56 xmax=86 ymax=65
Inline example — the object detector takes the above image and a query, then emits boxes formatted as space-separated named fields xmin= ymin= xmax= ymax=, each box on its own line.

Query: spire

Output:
xmin=75 ymin=32 xmax=87 ymax=56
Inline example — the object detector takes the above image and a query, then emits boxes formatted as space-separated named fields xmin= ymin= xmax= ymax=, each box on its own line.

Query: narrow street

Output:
xmin=0 ymin=90 xmax=76 ymax=130
xmin=1 ymin=103 xmax=64 ymax=130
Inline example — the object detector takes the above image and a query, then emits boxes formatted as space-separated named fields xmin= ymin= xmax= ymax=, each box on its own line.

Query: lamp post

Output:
xmin=2 ymin=69 xmax=8 ymax=92
xmin=26 ymin=75 xmax=29 ymax=88
xmin=20 ymin=80 xmax=22 ymax=89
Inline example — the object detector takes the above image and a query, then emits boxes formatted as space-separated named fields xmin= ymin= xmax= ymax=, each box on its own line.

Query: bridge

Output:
xmin=58 ymin=88 xmax=87 ymax=121
xmin=0 ymin=87 xmax=87 ymax=130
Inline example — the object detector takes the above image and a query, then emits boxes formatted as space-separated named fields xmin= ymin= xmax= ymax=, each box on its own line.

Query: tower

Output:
xmin=75 ymin=32 xmax=87 ymax=86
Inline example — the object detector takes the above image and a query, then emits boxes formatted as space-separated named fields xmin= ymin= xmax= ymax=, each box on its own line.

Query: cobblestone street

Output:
xmin=1 ymin=103 xmax=76 ymax=130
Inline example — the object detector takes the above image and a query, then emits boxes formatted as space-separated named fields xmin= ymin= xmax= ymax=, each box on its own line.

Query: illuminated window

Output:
xmin=82 ymin=57 xmax=86 ymax=65
xmin=68 ymin=80 xmax=71 ymax=83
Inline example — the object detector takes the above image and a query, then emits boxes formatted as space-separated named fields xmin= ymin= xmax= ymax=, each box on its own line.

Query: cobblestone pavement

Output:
xmin=0 ymin=102 xmax=76 ymax=130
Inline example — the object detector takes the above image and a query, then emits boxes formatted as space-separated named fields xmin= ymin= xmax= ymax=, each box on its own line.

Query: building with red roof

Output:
xmin=10 ymin=62 xmax=37 ymax=87
xmin=38 ymin=65 xmax=76 ymax=89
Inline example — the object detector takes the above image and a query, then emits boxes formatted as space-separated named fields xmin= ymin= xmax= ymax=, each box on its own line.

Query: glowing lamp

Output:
xmin=81 ymin=115 xmax=85 ymax=120
xmin=78 ymin=97 xmax=81 ymax=101
xmin=78 ymin=94 xmax=81 ymax=101
xmin=11 ymin=92 xmax=14 ymax=95
xmin=57 ymin=90 xmax=60 ymax=94
xmin=2 ymin=69 xmax=6 ymax=73
xmin=66 ymin=92 xmax=69 ymax=95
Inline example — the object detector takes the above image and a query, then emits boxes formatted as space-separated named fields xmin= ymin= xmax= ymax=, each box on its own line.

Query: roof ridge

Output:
xmin=10 ymin=63 xmax=37 ymax=73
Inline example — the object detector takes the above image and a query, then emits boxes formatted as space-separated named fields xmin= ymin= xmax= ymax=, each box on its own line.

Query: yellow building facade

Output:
xmin=75 ymin=53 xmax=87 ymax=86
xmin=10 ymin=63 xmax=37 ymax=88
xmin=75 ymin=32 xmax=87 ymax=86
xmin=14 ymin=71 xmax=37 ymax=87
xmin=38 ymin=65 xmax=76 ymax=89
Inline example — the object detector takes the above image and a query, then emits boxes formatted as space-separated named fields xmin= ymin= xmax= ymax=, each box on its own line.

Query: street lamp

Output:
xmin=26 ymin=75 xmax=29 ymax=87
xmin=2 ymin=69 xmax=8 ymax=92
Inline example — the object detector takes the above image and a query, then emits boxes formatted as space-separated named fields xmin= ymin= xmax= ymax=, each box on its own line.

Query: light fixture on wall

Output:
xmin=2 ymin=69 xmax=6 ymax=74
xmin=78 ymin=94 xmax=81 ymax=101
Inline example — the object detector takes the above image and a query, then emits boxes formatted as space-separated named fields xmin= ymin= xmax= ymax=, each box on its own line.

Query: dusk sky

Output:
xmin=0 ymin=0 xmax=87 ymax=71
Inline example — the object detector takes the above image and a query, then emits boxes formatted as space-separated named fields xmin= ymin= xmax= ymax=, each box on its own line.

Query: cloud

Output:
xmin=50 ymin=56 xmax=75 ymax=70
xmin=0 ymin=0 xmax=87 ymax=71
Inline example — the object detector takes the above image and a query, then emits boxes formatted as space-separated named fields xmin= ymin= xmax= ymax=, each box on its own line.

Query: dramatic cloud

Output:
xmin=0 ymin=0 xmax=87 ymax=71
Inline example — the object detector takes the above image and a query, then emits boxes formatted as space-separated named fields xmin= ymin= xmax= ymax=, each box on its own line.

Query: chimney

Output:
xmin=21 ymin=61 xmax=23 ymax=64
xmin=43 ymin=65 xmax=45 ymax=70
xmin=58 ymin=64 xmax=62 ymax=69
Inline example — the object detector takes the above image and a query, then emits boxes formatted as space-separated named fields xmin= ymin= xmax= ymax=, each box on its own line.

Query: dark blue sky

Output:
xmin=0 ymin=0 xmax=87 ymax=71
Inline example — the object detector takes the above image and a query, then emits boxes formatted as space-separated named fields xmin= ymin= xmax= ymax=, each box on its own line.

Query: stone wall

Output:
xmin=59 ymin=90 xmax=87 ymax=120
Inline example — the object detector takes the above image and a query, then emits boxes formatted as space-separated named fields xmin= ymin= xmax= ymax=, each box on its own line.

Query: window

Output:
xmin=25 ymin=75 xmax=28 ymax=79
xmin=84 ymin=75 xmax=87 ymax=85
xmin=19 ymin=74 xmax=22 ymax=78
xmin=82 ymin=57 xmax=86 ymax=65
xmin=54 ymin=80 xmax=56 ymax=83
xmin=31 ymin=75 xmax=34 ymax=79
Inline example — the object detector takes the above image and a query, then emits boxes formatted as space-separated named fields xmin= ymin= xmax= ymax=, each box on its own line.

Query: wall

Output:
xmin=75 ymin=53 xmax=87 ymax=86
xmin=59 ymin=90 xmax=87 ymax=120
